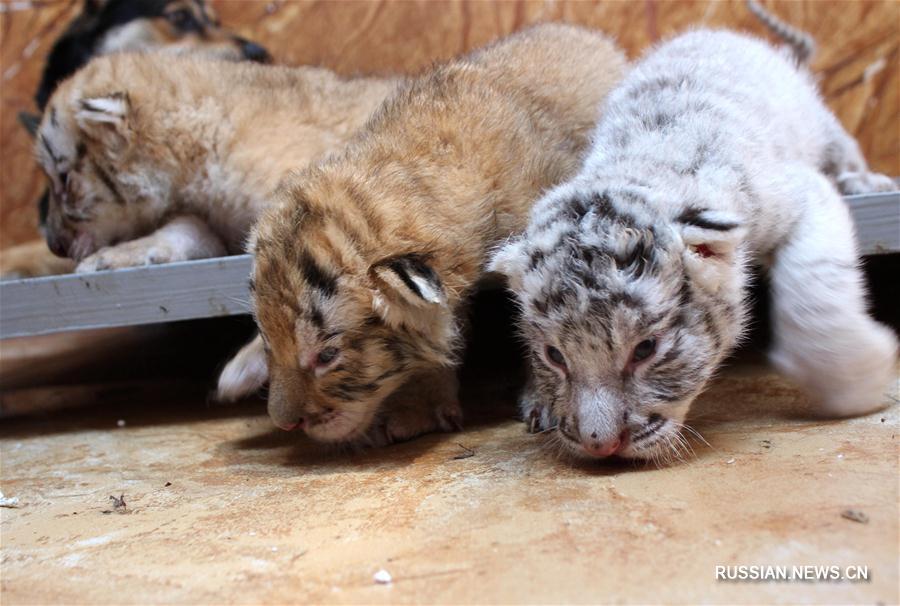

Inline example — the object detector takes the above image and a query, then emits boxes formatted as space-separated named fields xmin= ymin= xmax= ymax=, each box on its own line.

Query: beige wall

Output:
xmin=1 ymin=0 xmax=897 ymax=249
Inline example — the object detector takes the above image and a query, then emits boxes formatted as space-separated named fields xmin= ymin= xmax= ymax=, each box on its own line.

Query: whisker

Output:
xmin=673 ymin=420 xmax=714 ymax=456
xmin=679 ymin=422 xmax=710 ymax=448
xmin=677 ymin=432 xmax=696 ymax=458
xmin=674 ymin=432 xmax=693 ymax=460
xmin=667 ymin=435 xmax=685 ymax=465
xmin=225 ymin=295 xmax=254 ymax=310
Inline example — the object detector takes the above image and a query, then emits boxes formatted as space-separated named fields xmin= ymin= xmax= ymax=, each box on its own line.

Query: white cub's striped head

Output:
xmin=491 ymin=184 xmax=747 ymax=463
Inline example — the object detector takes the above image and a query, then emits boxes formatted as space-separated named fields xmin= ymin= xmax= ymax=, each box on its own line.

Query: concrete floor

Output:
xmin=1 ymin=350 xmax=897 ymax=604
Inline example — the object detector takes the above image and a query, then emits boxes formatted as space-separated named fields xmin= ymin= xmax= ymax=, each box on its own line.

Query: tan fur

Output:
xmin=252 ymin=24 xmax=627 ymax=444
xmin=0 ymin=0 xmax=263 ymax=281
xmin=35 ymin=53 xmax=398 ymax=266
xmin=0 ymin=240 xmax=75 ymax=279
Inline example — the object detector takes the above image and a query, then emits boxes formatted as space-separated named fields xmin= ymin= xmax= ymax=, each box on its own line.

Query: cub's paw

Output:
xmin=836 ymin=171 xmax=898 ymax=196
xmin=216 ymin=335 xmax=268 ymax=403
xmin=519 ymin=387 xmax=555 ymax=433
xmin=76 ymin=242 xmax=180 ymax=273
xmin=368 ymin=399 xmax=464 ymax=447
xmin=367 ymin=370 xmax=463 ymax=446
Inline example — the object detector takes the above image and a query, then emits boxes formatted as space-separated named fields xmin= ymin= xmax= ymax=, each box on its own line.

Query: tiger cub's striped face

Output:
xmin=251 ymin=186 xmax=456 ymax=443
xmin=491 ymin=185 xmax=747 ymax=463
xmin=35 ymin=90 xmax=169 ymax=260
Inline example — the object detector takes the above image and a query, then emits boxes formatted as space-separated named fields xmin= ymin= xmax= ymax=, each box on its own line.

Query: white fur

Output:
xmin=217 ymin=335 xmax=268 ymax=403
xmin=492 ymin=29 xmax=898 ymax=462
xmin=76 ymin=215 xmax=226 ymax=272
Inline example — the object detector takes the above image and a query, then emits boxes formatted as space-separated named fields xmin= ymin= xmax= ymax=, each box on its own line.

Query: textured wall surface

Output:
xmin=1 ymin=0 xmax=897 ymax=249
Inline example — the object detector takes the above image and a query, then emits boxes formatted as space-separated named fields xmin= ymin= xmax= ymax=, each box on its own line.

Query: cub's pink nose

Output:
xmin=583 ymin=439 xmax=620 ymax=458
xmin=583 ymin=430 xmax=629 ymax=458
xmin=274 ymin=417 xmax=306 ymax=432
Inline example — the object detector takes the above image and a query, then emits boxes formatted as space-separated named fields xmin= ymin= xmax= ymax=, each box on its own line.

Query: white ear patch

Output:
xmin=73 ymin=93 xmax=131 ymax=153
xmin=369 ymin=254 xmax=447 ymax=309
xmin=677 ymin=208 xmax=746 ymax=258
xmin=76 ymin=94 xmax=129 ymax=125
xmin=408 ymin=273 xmax=443 ymax=304
xmin=676 ymin=208 xmax=746 ymax=293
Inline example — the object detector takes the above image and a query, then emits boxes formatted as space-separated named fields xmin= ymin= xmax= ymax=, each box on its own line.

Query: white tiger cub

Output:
xmin=490 ymin=29 xmax=898 ymax=462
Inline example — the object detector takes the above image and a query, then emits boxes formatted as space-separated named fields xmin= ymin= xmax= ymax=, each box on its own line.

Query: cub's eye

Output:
xmin=166 ymin=9 xmax=197 ymax=30
xmin=631 ymin=338 xmax=657 ymax=364
xmin=316 ymin=347 xmax=339 ymax=367
xmin=545 ymin=345 xmax=567 ymax=370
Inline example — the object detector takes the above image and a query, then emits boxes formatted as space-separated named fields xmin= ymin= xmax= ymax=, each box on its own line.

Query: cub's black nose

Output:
xmin=46 ymin=232 xmax=71 ymax=258
xmin=237 ymin=37 xmax=270 ymax=63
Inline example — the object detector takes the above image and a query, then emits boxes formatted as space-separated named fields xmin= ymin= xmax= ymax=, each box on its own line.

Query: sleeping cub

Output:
xmin=36 ymin=53 xmax=397 ymax=268
xmin=250 ymin=24 xmax=626 ymax=444
xmin=35 ymin=53 xmax=398 ymax=399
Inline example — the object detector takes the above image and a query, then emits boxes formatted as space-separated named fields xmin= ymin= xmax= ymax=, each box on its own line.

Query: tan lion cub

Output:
xmin=35 ymin=54 xmax=397 ymax=270
xmin=251 ymin=24 xmax=627 ymax=445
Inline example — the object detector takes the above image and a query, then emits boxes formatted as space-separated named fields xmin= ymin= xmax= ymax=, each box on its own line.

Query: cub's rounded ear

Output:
xmin=17 ymin=112 xmax=41 ymax=138
xmin=75 ymin=92 xmax=130 ymax=148
xmin=676 ymin=208 xmax=746 ymax=259
xmin=369 ymin=253 xmax=446 ymax=309
xmin=487 ymin=237 xmax=527 ymax=290
xmin=676 ymin=207 xmax=746 ymax=293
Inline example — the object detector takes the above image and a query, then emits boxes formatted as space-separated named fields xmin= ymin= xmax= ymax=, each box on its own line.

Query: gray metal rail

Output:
xmin=0 ymin=192 xmax=897 ymax=339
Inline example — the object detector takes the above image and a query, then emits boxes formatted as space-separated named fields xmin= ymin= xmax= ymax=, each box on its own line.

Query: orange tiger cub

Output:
xmin=250 ymin=24 xmax=627 ymax=445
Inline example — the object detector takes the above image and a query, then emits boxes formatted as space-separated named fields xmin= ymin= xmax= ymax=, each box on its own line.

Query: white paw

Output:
xmin=216 ymin=337 xmax=268 ymax=402
xmin=772 ymin=320 xmax=898 ymax=417
xmin=76 ymin=242 xmax=178 ymax=273
xmin=836 ymin=171 xmax=898 ymax=196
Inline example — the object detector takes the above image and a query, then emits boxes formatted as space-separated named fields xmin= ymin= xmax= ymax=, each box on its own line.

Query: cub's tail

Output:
xmin=746 ymin=0 xmax=815 ymax=64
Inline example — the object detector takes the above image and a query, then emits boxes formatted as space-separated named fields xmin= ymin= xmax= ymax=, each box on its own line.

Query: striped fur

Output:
xmin=34 ymin=52 xmax=396 ymax=268
xmin=491 ymin=29 xmax=897 ymax=463
xmin=251 ymin=24 xmax=627 ymax=445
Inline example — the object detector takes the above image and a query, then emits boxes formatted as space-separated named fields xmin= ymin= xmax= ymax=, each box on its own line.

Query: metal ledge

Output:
xmin=0 ymin=191 xmax=897 ymax=339
xmin=0 ymin=256 xmax=253 ymax=339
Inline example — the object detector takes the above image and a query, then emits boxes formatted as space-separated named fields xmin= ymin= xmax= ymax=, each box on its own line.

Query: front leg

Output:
xmin=519 ymin=370 xmax=557 ymax=433
xmin=216 ymin=334 xmax=268 ymax=403
xmin=367 ymin=367 xmax=463 ymax=446
xmin=768 ymin=168 xmax=897 ymax=417
xmin=76 ymin=216 xmax=226 ymax=273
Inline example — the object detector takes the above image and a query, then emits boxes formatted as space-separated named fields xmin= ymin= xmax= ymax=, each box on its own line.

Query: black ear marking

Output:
xmin=371 ymin=253 xmax=445 ymax=306
xmin=17 ymin=112 xmax=41 ymax=138
xmin=677 ymin=207 xmax=742 ymax=231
